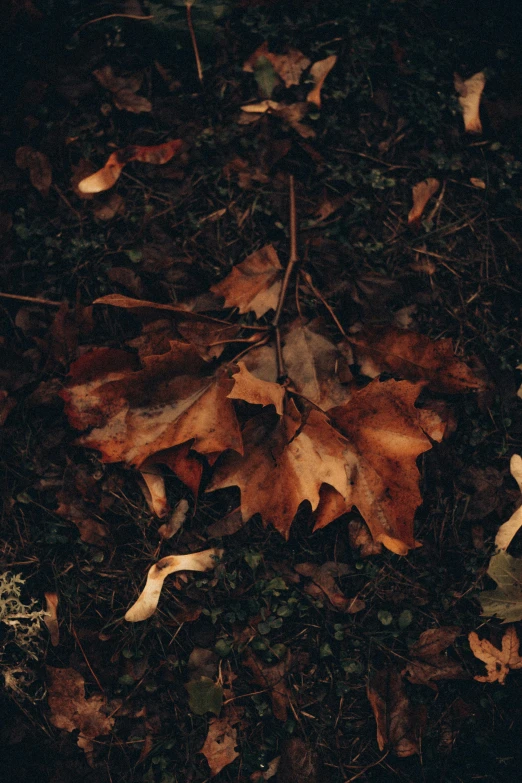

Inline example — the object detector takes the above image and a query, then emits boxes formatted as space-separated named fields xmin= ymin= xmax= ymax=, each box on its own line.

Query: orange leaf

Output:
xmin=78 ymin=140 xmax=183 ymax=193
xmin=229 ymin=361 xmax=285 ymax=415
xmin=244 ymin=42 xmax=311 ymax=87
xmin=200 ymin=710 xmax=241 ymax=776
xmin=454 ymin=71 xmax=485 ymax=134
xmin=323 ymin=379 xmax=433 ymax=553
xmin=307 ymin=55 xmax=337 ymax=108
xmin=348 ymin=327 xmax=486 ymax=393
xmin=211 ymin=245 xmax=283 ymax=318
xmin=60 ymin=342 xmax=242 ymax=468
xmin=367 ymin=666 xmax=425 ymax=757
xmin=46 ymin=666 xmax=115 ymax=763
xmin=208 ymin=400 xmax=348 ymax=538
xmin=407 ymin=178 xmax=440 ymax=225
xmin=469 ymin=625 xmax=522 ymax=684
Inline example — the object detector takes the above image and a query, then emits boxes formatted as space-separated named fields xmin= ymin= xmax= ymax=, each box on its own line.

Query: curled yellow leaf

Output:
xmin=125 ymin=548 xmax=223 ymax=622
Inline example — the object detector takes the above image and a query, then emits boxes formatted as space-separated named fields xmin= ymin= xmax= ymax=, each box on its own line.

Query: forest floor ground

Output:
xmin=1 ymin=2 xmax=522 ymax=782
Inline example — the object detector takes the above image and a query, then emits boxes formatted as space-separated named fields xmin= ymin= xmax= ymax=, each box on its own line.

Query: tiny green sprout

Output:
xmin=378 ymin=610 xmax=393 ymax=626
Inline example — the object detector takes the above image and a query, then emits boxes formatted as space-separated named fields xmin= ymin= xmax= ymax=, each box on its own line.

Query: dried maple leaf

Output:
xmin=495 ymin=454 xmax=522 ymax=551
xmin=294 ymin=561 xmax=364 ymax=613
xmin=402 ymin=627 xmax=466 ymax=690
xmin=200 ymin=708 xmax=242 ymax=776
xmin=78 ymin=140 xmax=183 ymax=194
xmin=15 ymin=145 xmax=52 ymax=196
xmin=469 ymin=625 xmax=522 ymax=684
xmin=243 ymin=650 xmax=292 ymax=721
xmin=228 ymin=361 xmax=285 ymax=415
xmin=454 ymin=71 xmax=486 ymax=133
xmin=348 ymin=327 xmax=486 ymax=393
xmin=407 ymin=178 xmax=440 ymax=225
xmin=46 ymin=666 xmax=115 ymax=763
xmin=367 ymin=666 xmax=425 ymax=757
xmin=307 ymin=55 xmax=337 ymax=108
xmin=317 ymin=379 xmax=433 ymax=554
xmin=208 ymin=400 xmax=348 ymax=538
xmin=210 ymin=245 xmax=283 ymax=318
xmin=93 ymin=64 xmax=152 ymax=113
xmin=61 ymin=342 xmax=242 ymax=469
xmin=242 ymin=321 xmax=351 ymax=410
xmin=244 ymin=43 xmax=311 ymax=88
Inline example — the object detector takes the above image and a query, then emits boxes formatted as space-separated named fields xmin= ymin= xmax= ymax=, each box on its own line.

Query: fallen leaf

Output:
xmin=93 ymin=64 xmax=152 ymax=113
xmin=46 ymin=666 xmax=115 ymax=763
xmin=78 ymin=140 xmax=183 ymax=194
xmin=478 ymin=550 xmax=522 ymax=622
xmin=93 ymin=192 xmax=125 ymax=221
xmin=454 ymin=71 xmax=486 ymax=134
xmin=307 ymin=55 xmax=337 ymax=108
xmin=294 ymin=561 xmax=364 ymax=613
xmin=200 ymin=710 xmax=242 ymax=775
xmin=470 ymin=177 xmax=486 ymax=189
xmin=15 ymin=145 xmax=52 ymax=196
xmin=407 ymin=178 xmax=440 ymax=225
xmin=318 ymin=380 xmax=433 ymax=554
xmin=55 ymin=487 xmax=109 ymax=545
xmin=348 ymin=519 xmax=383 ymax=556
xmin=186 ymin=677 xmax=223 ymax=716
xmin=44 ymin=592 xmax=59 ymax=647
xmin=208 ymin=400 xmax=348 ymax=539
xmin=244 ymin=43 xmax=311 ymax=87
xmin=228 ymin=361 xmax=285 ymax=415
xmin=277 ymin=737 xmax=318 ymax=783
xmin=210 ymin=245 xmax=283 ymax=318
xmin=125 ymin=547 xmax=222 ymax=621
xmin=403 ymin=627 xmax=466 ymax=689
xmin=367 ymin=666 xmax=425 ymax=757
xmin=158 ymin=498 xmax=189 ymax=539
xmin=61 ymin=342 xmax=243 ymax=469
xmin=469 ymin=625 xmax=522 ymax=684
xmin=348 ymin=327 xmax=486 ymax=393
xmin=239 ymin=101 xmax=315 ymax=138
xmin=243 ymin=650 xmax=292 ymax=721
xmin=495 ymin=454 xmax=522 ymax=551
xmin=138 ymin=465 xmax=169 ymax=517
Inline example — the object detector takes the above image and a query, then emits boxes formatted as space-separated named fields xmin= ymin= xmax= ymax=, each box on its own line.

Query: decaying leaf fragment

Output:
xmin=47 ymin=666 xmax=115 ymax=763
xmin=93 ymin=64 xmax=152 ymax=113
xmin=78 ymin=140 xmax=183 ymax=193
xmin=200 ymin=709 xmax=242 ymax=776
xmin=158 ymin=498 xmax=189 ymax=539
xmin=239 ymin=101 xmax=315 ymax=139
xmin=244 ymin=43 xmax=311 ymax=88
xmin=454 ymin=71 xmax=486 ymax=133
xmin=307 ymin=55 xmax=337 ymax=108
xmin=44 ymin=592 xmax=59 ymax=647
xmin=367 ymin=666 xmax=425 ymax=757
xmin=478 ymin=550 xmax=522 ymax=622
xmin=348 ymin=327 xmax=486 ymax=393
xmin=469 ymin=625 xmax=522 ymax=684
xmin=244 ymin=650 xmax=292 ymax=721
xmin=402 ymin=626 xmax=466 ymax=689
xmin=495 ymin=454 xmax=522 ymax=551
xmin=15 ymin=145 xmax=52 ymax=196
xmin=125 ymin=547 xmax=222 ymax=621
xmin=407 ymin=178 xmax=440 ymax=225
xmin=211 ymin=245 xmax=283 ymax=318
xmin=294 ymin=561 xmax=364 ymax=613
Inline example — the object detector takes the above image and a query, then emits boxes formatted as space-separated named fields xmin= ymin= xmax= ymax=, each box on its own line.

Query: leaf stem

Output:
xmin=186 ymin=3 xmax=204 ymax=84
xmin=272 ymin=174 xmax=299 ymax=379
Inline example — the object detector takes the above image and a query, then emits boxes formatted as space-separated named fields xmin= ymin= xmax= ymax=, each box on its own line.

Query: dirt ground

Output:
xmin=1 ymin=2 xmax=522 ymax=782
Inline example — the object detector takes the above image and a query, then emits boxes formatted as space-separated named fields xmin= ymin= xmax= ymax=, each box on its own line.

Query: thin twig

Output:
xmin=75 ymin=14 xmax=153 ymax=34
xmin=186 ymin=2 xmax=203 ymax=83
xmin=272 ymin=175 xmax=299 ymax=379
xmin=300 ymin=269 xmax=346 ymax=337
xmin=0 ymin=292 xmax=62 ymax=307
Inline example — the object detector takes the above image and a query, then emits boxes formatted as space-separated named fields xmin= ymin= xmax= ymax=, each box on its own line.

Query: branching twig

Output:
xmin=186 ymin=2 xmax=203 ymax=84
xmin=272 ymin=174 xmax=299 ymax=379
